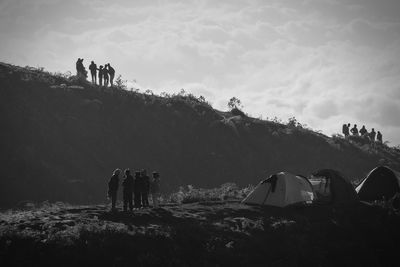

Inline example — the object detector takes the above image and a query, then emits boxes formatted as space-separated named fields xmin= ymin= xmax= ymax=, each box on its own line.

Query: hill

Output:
xmin=1 ymin=62 xmax=400 ymax=207
xmin=1 ymin=201 xmax=399 ymax=266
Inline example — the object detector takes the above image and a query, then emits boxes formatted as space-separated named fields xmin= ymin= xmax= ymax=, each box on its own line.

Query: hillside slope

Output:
xmin=0 ymin=62 xmax=399 ymax=207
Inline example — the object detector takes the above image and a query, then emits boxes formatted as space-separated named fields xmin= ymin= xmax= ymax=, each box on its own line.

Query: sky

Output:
xmin=1 ymin=0 xmax=400 ymax=145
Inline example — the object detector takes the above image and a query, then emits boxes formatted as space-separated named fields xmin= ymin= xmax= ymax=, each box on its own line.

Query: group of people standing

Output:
xmin=76 ymin=58 xmax=116 ymax=87
xmin=107 ymin=168 xmax=161 ymax=212
xmin=342 ymin=123 xmax=383 ymax=143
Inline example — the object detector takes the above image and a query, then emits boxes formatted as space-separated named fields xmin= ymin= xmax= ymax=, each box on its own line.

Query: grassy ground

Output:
xmin=1 ymin=201 xmax=399 ymax=267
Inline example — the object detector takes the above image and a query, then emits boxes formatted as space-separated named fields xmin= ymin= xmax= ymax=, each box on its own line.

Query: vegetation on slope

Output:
xmin=0 ymin=62 xmax=399 ymax=207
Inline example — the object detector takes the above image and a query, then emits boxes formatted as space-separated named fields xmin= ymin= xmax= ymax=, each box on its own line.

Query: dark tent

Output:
xmin=356 ymin=166 xmax=400 ymax=201
xmin=310 ymin=169 xmax=358 ymax=205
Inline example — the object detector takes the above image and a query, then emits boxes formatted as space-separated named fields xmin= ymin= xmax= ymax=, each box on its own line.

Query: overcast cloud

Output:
xmin=1 ymin=0 xmax=400 ymax=144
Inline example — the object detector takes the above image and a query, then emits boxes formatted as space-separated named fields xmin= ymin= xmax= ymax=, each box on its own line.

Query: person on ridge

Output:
xmin=108 ymin=168 xmax=121 ymax=211
xmin=134 ymin=171 xmax=142 ymax=208
xmin=98 ymin=65 xmax=104 ymax=86
xmin=122 ymin=169 xmax=134 ymax=212
xmin=75 ymin=58 xmax=87 ymax=78
xmin=89 ymin=61 xmax=97 ymax=85
xmin=350 ymin=124 xmax=359 ymax=136
xmin=360 ymin=125 xmax=368 ymax=136
xmin=107 ymin=63 xmax=115 ymax=86
xmin=141 ymin=169 xmax=150 ymax=208
xmin=377 ymin=131 xmax=383 ymax=143
xmin=103 ymin=64 xmax=109 ymax=87
xmin=370 ymin=128 xmax=376 ymax=142
xmin=342 ymin=123 xmax=350 ymax=138
xmin=150 ymin=172 xmax=161 ymax=208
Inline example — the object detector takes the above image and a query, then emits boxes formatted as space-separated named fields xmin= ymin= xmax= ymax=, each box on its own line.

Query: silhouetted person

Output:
xmin=89 ymin=61 xmax=97 ymax=84
xmin=150 ymin=172 xmax=161 ymax=208
xmin=377 ymin=131 xmax=383 ymax=143
xmin=134 ymin=171 xmax=142 ymax=208
xmin=350 ymin=124 xmax=359 ymax=136
xmin=370 ymin=128 xmax=376 ymax=142
xmin=141 ymin=169 xmax=150 ymax=207
xmin=360 ymin=125 xmax=367 ymax=136
xmin=122 ymin=169 xmax=134 ymax=212
xmin=342 ymin=123 xmax=350 ymax=138
xmin=103 ymin=65 xmax=109 ymax=87
xmin=107 ymin=63 xmax=115 ymax=86
xmin=76 ymin=58 xmax=87 ymax=78
xmin=108 ymin=169 xmax=121 ymax=211
xmin=98 ymin=65 xmax=104 ymax=86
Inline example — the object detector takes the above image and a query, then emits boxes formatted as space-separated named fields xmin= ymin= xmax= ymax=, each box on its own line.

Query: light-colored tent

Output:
xmin=242 ymin=172 xmax=315 ymax=207
xmin=356 ymin=166 xmax=400 ymax=201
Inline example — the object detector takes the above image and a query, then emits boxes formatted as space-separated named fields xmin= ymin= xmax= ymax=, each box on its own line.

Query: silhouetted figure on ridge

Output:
xmin=141 ymin=169 xmax=150 ymax=208
xmin=134 ymin=171 xmax=142 ymax=208
xmin=98 ymin=65 xmax=104 ymax=86
xmin=107 ymin=63 xmax=115 ymax=86
xmin=89 ymin=61 xmax=97 ymax=84
xmin=342 ymin=123 xmax=350 ymax=138
xmin=108 ymin=169 xmax=121 ymax=211
xmin=350 ymin=124 xmax=359 ymax=136
xmin=122 ymin=169 xmax=134 ymax=212
xmin=150 ymin=172 xmax=161 ymax=208
xmin=76 ymin=58 xmax=87 ymax=78
xmin=370 ymin=128 xmax=376 ymax=142
xmin=360 ymin=125 xmax=367 ymax=136
xmin=103 ymin=64 xmax=109 ymax=87
xmin=377 ymin=131 xmax=383 ymax=143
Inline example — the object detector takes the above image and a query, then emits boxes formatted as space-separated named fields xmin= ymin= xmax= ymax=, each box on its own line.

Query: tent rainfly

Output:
xmin=356 ymin=166 xmax=400 ymax=201
xmin=242 ymin=172 xmax=314 ymax=207
xmin=310 ymin=169 xmax=358 ymax=205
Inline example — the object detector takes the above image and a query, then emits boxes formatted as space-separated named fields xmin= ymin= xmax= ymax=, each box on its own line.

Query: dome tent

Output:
xmin=242 ymin=172 xmax=314 ymax=207
xmin=310 ymin=169 xmax=358 ymax=205
xmin=356 ymin=166 xmax=400 ymax=201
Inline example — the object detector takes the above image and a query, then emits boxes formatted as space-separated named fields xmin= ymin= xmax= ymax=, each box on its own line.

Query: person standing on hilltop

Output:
xmin=350 ymin=124 xmax=359 ymax=136
xmin=98 ymin=65 xmax=104 ymax=86
xmin=89 ymin=61 xmax=97 ymax=85
xmin=370 ymin=128 xmax=376 ymax=142
xmin=150 ymin=172 xmax=161 ymax=208
xmin=103 ymin=64 xmax=109 ymax=87
xmin=122 ymin=169 xmax=134 ymax=212
xmin=360 ymin=125 xmax=368 ymax=137
xmin=107 ymin=63 xmax=115 ymax=86
xmin=342 ymin=123 xmax=350 ymax=138
xmin=141 ymin=169 xmax=150 ymax=208
xmin=108 ymin=169 xmax=121 ymax=211
xmin=76 ymin=58 xmax=86 ymax=78
xmin=134 ymin=171 xmax=142 ymax=209
xmin=377 ymin=131 xmax=383 ymax=143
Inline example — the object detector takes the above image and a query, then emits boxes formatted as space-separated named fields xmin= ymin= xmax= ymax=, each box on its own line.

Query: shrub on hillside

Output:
xmin=165 ymin=183 xmax=254 ymax=204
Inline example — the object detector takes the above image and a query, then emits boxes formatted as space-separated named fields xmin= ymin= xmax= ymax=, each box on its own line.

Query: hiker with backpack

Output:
xmin=150 ymin=172 xmax=161 ymax=208
xmin=107 ymin=63 xmax=115 ymax=86
xmin=76 ymin=58 xmax=87 ymax=78
xmin=108 ymin=169 xmax=121 ymax=211
xmin=342 ymin=123 xmax=350 ymax=138
xmin=89 ymin=61 xmax=97 ymax=84
xmin=122 ymin=169 xmax=134 ymax=212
